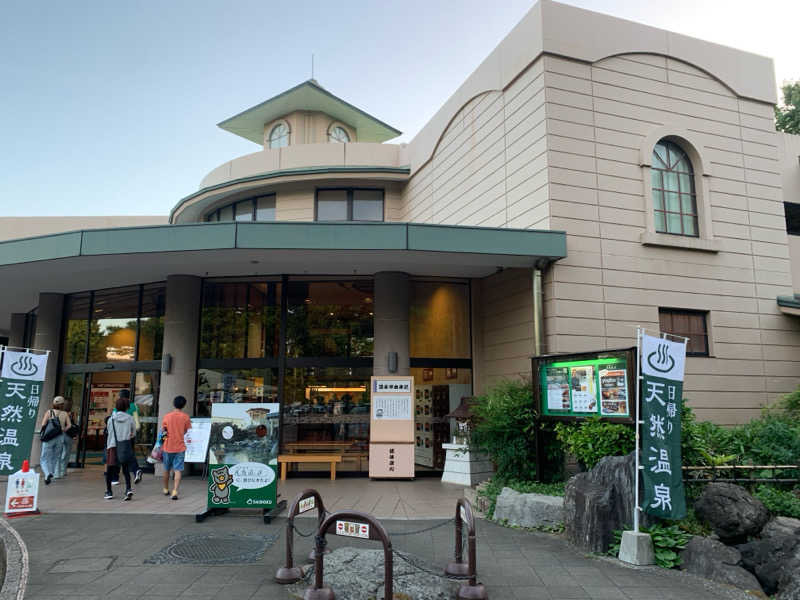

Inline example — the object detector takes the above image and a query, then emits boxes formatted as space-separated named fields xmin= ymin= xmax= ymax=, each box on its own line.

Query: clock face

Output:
xmin=329 ymin=126 xmax=350 ymax=143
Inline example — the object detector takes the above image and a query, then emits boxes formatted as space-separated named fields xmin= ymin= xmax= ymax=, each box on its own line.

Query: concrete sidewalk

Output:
xmin=11 ymin=512 xmax=749 ymax=600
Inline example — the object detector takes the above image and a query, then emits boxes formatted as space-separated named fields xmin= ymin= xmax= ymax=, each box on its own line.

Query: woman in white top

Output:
xmin=39 ymin=396 xmax=72 ymax=485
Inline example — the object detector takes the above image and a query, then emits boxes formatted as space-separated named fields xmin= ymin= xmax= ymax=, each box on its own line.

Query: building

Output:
xmin=2 ymin=0 xmax=799 ymax=474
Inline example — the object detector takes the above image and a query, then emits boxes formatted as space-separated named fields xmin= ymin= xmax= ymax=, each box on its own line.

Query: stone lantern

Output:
xmin=440 ymin=397 xmax=494 ymax=487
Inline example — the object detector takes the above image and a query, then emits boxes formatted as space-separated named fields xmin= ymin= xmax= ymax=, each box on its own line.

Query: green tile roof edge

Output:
xmin=777 ymin=294 xmax=800 ymax=309
xmin=217 ymin=79 xmax=402 ymax=144
xmin=0 ymin=222 xmax=567 ymax=267
xmin=169 ymin=164 xmax=411 ymax=222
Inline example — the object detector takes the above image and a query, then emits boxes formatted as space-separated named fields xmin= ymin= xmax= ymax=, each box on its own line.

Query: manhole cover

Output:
xmin=144 ymin=533 xmax=278 ymax=565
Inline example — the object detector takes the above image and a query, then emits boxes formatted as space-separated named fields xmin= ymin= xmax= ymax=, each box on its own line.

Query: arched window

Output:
xmin=328 ymin=125 xmax=350 ymax=143
xmin=269 ymin=123 xmax=289 ymax=149
xmin=652 ymin=140 xmax=698 ymax=237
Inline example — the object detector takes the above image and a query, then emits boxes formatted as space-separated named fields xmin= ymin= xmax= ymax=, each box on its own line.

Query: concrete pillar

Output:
xmin=157 ymin=275 xmax=202 ymax=432
xmin=9 ymin=313 xmax=27 ymax=348
xmin=30 ymin=294 xmax=65 ymax=466
xmin=373 ymin=272 xmax=410 ymax=376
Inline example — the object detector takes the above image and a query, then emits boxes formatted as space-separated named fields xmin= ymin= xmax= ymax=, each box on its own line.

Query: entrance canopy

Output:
xmin=0 ymin=221 xmax=566 ymax=331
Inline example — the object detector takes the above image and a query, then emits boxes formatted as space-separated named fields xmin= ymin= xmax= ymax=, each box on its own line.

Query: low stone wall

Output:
xmin=0 ymin=519 xmax=28 ymax=600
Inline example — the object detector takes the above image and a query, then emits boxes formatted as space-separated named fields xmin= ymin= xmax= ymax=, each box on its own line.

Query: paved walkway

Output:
xmin=0 ymin=466 xmax=464 ymax=518
xmin=12 ymin=512 xmax=748 ymax=600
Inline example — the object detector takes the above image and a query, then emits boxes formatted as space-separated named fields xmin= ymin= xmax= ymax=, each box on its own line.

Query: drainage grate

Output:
xmin=144 ymin=532 xmax=278 ymax=565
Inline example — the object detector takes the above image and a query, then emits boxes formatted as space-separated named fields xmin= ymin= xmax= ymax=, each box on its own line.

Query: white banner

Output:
xmin=641 ymin=334 xmax=687 ymax=381
xmin=1 ymin=351 xmax=48 ymax=381
xmin=184 ymin=418 xmax=211 ymax=463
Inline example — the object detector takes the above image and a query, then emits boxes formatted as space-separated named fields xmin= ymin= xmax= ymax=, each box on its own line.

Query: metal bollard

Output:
xmin=445 ymin=499 xmax=487 ymax=600
xmin=275 ymin=489 xmax=327 ymax=584
xmin=305 ymin=510 xmax=393 ymax=600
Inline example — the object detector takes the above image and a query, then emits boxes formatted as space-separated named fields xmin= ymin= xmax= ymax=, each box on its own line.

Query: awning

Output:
xmin=0 ymin=222 xmax=566 ymax=332
xmin=777 ymin=294 xmax=800 ymax=316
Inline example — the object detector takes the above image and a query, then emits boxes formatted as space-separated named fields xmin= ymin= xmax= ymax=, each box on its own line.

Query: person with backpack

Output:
xmin=39 ymin=396 xmax=72 ymax=485
xmin=104 ymin=396 xmax=137 ymax=501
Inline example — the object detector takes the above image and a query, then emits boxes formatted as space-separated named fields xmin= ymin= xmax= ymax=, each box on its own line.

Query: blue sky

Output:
xmin=1 ymin=0 xmax=797 ymax=217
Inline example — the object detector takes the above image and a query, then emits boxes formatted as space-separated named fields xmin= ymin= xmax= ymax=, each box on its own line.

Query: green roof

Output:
xmin=218 ymin=80 xmax=402 ymax=145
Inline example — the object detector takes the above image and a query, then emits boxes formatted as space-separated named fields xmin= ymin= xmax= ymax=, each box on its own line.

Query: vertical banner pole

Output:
xmin=634 ymin=327 xmax=642 ymax=533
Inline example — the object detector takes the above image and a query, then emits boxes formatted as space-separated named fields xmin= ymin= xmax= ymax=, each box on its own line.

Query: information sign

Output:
xmin=207 ymin=403 xmax=279 ymax=509
xmin=298 ymin=496 xmax=315 ymax=514
xmin=184 ymin=418 xmax=211 ymax=463
xmin=335 ymin=520 xmax=370 ymax=539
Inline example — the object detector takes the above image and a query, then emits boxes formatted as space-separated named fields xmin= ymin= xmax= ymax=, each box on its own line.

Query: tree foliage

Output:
xmin=775 ymin=81 xmax=800 ymax=134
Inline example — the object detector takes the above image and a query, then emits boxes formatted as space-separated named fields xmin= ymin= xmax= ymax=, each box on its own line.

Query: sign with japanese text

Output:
xmin=538 ymin=356 xmax=630 ymax=419
xmin=298 ymin=496 xmax=315 ymax=513
xmin=0 ymin=350 xmax=49 ymax=475
xmin=641 ymin=334 xmax=687 ymax=520
xmin=4 ymin=468 xmax=39 ymax=514
xmin=207 ymin=403 xmax=279 ymax=509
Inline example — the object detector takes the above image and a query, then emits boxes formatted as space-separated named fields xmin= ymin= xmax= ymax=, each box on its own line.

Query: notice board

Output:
xmin=369 ymin=376 xmax=414 ymax=478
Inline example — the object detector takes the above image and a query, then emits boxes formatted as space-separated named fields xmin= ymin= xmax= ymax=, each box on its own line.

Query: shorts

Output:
xmin=162 ymin=451 xmax=185 ymax=472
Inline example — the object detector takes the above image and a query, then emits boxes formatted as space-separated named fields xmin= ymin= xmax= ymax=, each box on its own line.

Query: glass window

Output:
xmin=59 ymin=373 xmax=85 ymax=465
xmin=785 ymin=202 xmax=800 ymax=236
xmin=206 ymin=211 xmax=218 ymax=222
xmin=316 ymin=190 xmax=348 ymax=221
xmin=246 ymin=282 xmax=281 ymax=358
xmin=235 ymin=200 xmax=253 ymax=222
xmin=285 ymin=281 xmax=374 ymax=358
xmin=652 ymin=140 xmax=698 ymax=237
xmin=329 ymin=126 xmax=350 ymax=143
xmin=88 ymin=287 xmax=140 ymax=362
xmin=137 ymin=284 xmax=166 ymax=361
xmin=219 ymin=204 xmax=234 ymax=222
xmin=196 ymin=368 xmax=279 ymax=417
xmin=659 ymin=308 xmax=709 ymax=356
xmin=133 ymin=371 xmax=160 ymax=453
xmin=410 ymin=282 xmax=471 ymax=359
xmin=62 ymin=293 xmax=91 ymax=364
xmin=352 ymin=189 xmax=384 ymax=221
xmin=269 ymin=123 xmax=289 ymax=149
xmin=256 ymin=196 xmax=276 ymax=221
xmin=282 ymin=366 xmax=371 ymax=471
xmin=411 ymin=367 xmax=472 ymax=470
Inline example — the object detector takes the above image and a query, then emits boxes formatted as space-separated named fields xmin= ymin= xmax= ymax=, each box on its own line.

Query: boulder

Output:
xmin=738 ymin=535 xmax=800 ymax=596
xmin=776 ymin=573 xmax=800 ymax=600
xmin=694 ymin=483 xmax=770 ymax=543
xmin=286 ymin=547 xmax=458 ymax=600
xmin=564 ymin=452 xmax=652 ymax=553
xmin=493 ymin=487 xmax=564 ymax=529
xmin=761 ymin=516 xmax=800 ymax=539
xmin=680 ymin=536 xmax=765 ymax=597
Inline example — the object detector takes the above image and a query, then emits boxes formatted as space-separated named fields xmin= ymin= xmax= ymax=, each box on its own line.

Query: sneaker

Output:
xmin=104 ymin=492 xmax=113 ymax=500
xmin=171 ymin=491 xmax=178 ymax=501
xmin=134 ymin=469 xmax=143 ymax=484
xmin=44 ymin=474 xmax=52 ymax=485
xmin=124 ymin=490 xmax=133 ymax=501
xmin=110 ymin=480 xmax=120 ymax=486
xmin=163 ymin=488 xmax=170 ymax=496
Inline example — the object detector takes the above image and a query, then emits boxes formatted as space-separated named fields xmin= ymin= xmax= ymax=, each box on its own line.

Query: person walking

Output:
xmin=114 ymin=390 xmax=143 ymax=484
xmin=160 ymin=395 xmax=191 ymax=500
xmin=105 ymin=396 xmax=137 ymax=501
xmin=39 ymin=397 xmax=73 ymax=485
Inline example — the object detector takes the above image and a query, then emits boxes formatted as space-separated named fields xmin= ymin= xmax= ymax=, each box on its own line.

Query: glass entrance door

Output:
xmin=60 ymin=369 xmax=159 ymax=468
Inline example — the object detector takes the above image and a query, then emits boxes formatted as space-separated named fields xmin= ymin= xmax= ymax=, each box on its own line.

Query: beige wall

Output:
xmin=778 ymin=132 xmax=800 ymax=291
xmin=473 ymin=269 xmax=535 ymax=394
xmin=0 ymin=215 xmax=167 ymax=242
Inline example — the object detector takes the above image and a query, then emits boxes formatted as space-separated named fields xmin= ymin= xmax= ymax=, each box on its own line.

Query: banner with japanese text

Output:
xmin=0 ymin=350 xmax=49 ymax=475
xmin=640 ymin=334 xmax=687 ymax=520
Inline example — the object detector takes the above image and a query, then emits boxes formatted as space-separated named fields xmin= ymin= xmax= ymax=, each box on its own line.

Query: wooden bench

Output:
xmin=278 ymin=453 xmax=342 ymax=481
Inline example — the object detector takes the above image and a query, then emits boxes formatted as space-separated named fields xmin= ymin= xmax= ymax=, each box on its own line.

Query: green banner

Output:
xmin=0 ymin=350 xmax=49 ymax=475
xmin=640 ymin=335 xmax=687 ymax=520
xmin=207 ymin=403 xmax=279 ymax=510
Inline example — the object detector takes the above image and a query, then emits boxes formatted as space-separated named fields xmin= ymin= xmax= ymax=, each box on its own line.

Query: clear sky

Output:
xmin=1 ymin=0 xmax=797 ymax=217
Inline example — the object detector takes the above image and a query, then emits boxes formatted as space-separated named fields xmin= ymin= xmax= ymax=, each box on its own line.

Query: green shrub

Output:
xmin=553 ymin=416 xmax=634 ymax=470
xmin=754 ymin=485 xmax=800 ymax=519
xmin=470 ymin=379 xmax=537 ymax=481
xmin=608 ymin=523 xmax=692 ymax=569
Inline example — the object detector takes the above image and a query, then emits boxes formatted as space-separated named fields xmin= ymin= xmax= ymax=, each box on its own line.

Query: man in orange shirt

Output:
xmin=160 ymin=395 xmax=192 ymax=500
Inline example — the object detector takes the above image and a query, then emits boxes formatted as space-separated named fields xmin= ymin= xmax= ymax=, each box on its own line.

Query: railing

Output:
xmin=682 ymin=464 xmax=799 ymax=485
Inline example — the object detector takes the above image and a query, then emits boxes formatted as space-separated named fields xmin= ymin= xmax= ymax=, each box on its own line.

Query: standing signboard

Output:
xmin=0 ymin=349 xmax=49 ymax=475
xmin=369 ymin=376 xmax=414 ymax=478
xmin=4 ymin=461 xmax=40 ymax=515
xmin=207 ymin=403 xmax=279 ymax=509
xmin=639 ymin=332 xmax=688 ymax=520
xmin=184 ymin=418 xmax=211 ymax=463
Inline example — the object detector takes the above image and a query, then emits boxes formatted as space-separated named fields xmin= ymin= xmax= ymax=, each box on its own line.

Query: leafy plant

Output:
xmin=608 ymin=524 xmax=692 ymax=569
xmin=470 ymin=379 xmax=537 ymax=481
xmin=754 ymin=485 xmax=800 ymax=519
xmin=553 ymin=416 xmax=634 ymax=470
